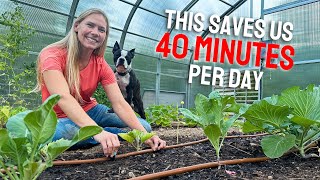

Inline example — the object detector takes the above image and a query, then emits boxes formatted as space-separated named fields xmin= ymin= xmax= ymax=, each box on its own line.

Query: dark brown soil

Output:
xmin=40 ymin=127 xmax=320 ymax=180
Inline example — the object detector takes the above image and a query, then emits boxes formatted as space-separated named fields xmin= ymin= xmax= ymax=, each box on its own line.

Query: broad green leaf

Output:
xmin=204 ymin=124 xmax=221 ymax=155
xmin=6 ymin=110 xmax=31 ymax=138
xmin=264 ymin=95 xmax=279 ymax=105
xmin=179 ymin=108 xmax=200 ymax=123
xmin=243 ymin=120 xmax=264 ymax=133
xmin=291 ymin=115 xmax=320 ymax=128
xmin=261 ymin=134 xmax=296 ymax=158
xmin=208 ymin=91 xmax=220 ymax=99
xmin=46 ymin=139 xmax=73 ymax=162
xmin=278 ymin=85 xmax=320 ymax=124
xmin=0 ymin=129 xmax=28 ymax=168
xmin=118 ymin=133 xmax=135 ymax=143
xmin=194 ymin=94 xmax=210 ymax=117
xmin=243 ymin=100 xmax=292 ymax=129
xmin=140 ymin=132 xmax=155 ymax=143
xmin=24 ymin=94 xmax=60 ymax=145
xmin=130 ymin=129 xmax=143 ymax=139
xmin=221 ymin=114 xmax=240 ymax=135
xmin=70 ymin=126 xmax=102 ymax=144
xmin=47 ymin=126 xmax=102 ymax=161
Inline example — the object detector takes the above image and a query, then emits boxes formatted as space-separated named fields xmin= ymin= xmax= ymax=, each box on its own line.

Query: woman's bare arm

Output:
xmin=43 ymin=70 xmax=120 ymax=156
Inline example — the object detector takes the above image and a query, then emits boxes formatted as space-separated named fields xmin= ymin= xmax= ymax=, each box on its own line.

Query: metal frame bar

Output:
xmin=119 ymin=0 xmax=143 ymax=47
xmin=219 ymin=0 xmax=233 ymax=6
xmin=259 ymin=0 xmax=264 ymax=100
xmin=201 ymin=0 xmax=248 ymax=38
xmin=119 ymin=0 xmax=167 ymax=18
xmin=263 ymin=0 xmax=319 ymax=15
xmin=167 ymin=0 xmax=199 ymax=34
xmin=65 ymin=0 xmax=79 ymax=33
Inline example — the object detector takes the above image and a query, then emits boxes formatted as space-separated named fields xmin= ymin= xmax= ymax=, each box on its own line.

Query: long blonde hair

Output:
xmin=34 ymin=8 xmax=109 ymax=102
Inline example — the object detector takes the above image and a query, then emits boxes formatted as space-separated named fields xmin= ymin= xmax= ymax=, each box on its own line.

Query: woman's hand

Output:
xmin=93 ymin=131 xmax=120 ymax=157
xmin=145 ymin=135 xmax=166 ymax=151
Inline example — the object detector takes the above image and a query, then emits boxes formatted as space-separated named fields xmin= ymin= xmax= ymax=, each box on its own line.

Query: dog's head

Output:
xmin=112 ymin=41 xmax=135 ymax=74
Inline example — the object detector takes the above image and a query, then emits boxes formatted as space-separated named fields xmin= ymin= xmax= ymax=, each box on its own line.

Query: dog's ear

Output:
xmin=113 ymin=41 xmax=121 ymax=54
xmin=128 ymin=48 xmax=135 ymax=59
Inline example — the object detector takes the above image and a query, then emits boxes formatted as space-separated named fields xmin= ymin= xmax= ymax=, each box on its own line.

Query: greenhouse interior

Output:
xmin=0 ymin=0 xmax=320 ymax=180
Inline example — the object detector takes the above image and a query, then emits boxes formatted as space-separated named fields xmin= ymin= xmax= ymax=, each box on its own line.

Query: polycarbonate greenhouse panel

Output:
xmin=27 ymin=32 xmax=63 ymax=52
xmin=264 ymin=2 xmax=320 ymax=62
xmin=229 ymin=0 xmax=251 ymax=17
xmin=0 ymin=0 xmax=15 ymax=14
xmin=9 ymin=2 xmax=68 ymax=35
xmin=21 ymin=5 xmax=67 ymax=35
xmin=16 ymin=0 xmax=72 ymax=14
xmin=123 ymin=33 xmax=160 ymax=57
xmin=264 ymin=0 xmax=299 ymax=9
xmin=135 ymin=71 xmax=157 ymax=94
xmin=262 ymin=62 xmax=320 ymax=97
xmin=139 ymin=0 xmax=192 ymax=15
xmin=160 ymin=75 xmax=187 ymax=92
xmin=107 ymin=29 xmax=122 ymax=49
xmin=128 ymin=8 xmax=168 ymax=40
xmin=161 ymin=60 xmax=189 ymax=78
xmin=188 ymin=0 xmax=230 ymax=29
xmin=76 ymin=0 xmax=132 ymax=30
xmin=125 ymin=53 xmax=158 ymax=73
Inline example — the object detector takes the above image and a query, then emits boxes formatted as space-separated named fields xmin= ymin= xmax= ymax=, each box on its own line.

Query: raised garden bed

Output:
xmin=40 ymin=127 xmax=320 ymax=179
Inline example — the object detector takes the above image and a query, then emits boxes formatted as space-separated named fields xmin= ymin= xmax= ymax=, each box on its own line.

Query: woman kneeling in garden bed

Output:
xmin=32 ymin=8 xmax=166 ymax=157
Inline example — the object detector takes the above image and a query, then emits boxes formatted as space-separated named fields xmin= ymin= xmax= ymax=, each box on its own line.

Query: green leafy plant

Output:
xmin=0 ymin=95 xmax=102 ymax=180
xmin=118 ymin=129 xmax=155 ymax=151
xmin=0 ymin=3 xmax=36 ymax=108
xmin=243 ymin=85 xmax=320 ymax=158
xmin=182 ymin=107 xmax=200 ymax=127
xmin=180 ymin=91 xmax=245 ymax=161
xmin=0 ymin=105 xmax=27 ymax=128
xmin=93 ymin=84 xmax=111 ymax=107
xmin=145 ymin=104 xmax=180 ymax=127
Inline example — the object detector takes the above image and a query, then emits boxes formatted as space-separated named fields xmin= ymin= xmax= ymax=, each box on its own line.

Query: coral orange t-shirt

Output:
xmin=39 ymin=47 xmax=116 ymax=118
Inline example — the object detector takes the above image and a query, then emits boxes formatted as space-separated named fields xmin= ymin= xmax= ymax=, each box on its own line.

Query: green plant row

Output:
xmin=180 ymin=84 xmax=320 ymax=161
xmin=0 ymin=95 xmax=102 ymax=180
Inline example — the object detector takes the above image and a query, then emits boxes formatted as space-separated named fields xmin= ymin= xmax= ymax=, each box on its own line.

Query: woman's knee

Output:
xmin=139 ymin=118 xmax=152 ymax=132
xmin=53 ymin=119 xmax=79 ymax=141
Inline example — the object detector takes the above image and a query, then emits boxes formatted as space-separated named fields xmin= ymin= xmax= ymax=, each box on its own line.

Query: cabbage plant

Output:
xmin=243 ymin=85 xmax=320 ymax=158
xmin=180 ymin=91 xmax=246 ymax=161
xmin=118 ymin=129 xmax=155 ymax=151
xmin=0 ymin=95 xmax=102 ymax=180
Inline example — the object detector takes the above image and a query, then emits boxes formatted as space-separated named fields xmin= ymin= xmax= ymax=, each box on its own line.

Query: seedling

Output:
xmin=180 ymin=91 xmax=246 ymax=162
xmin=176 ymin=101 xmax=185 ymax=144
xmin=243 ymin=85 xmax=320 ymax=158
xmin=0 ymin=95 xmax=102 ymax=180
xmin=118 ymin=129 xmax=155 ymax=151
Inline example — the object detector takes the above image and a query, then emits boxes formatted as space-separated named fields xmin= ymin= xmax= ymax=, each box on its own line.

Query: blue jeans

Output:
xmin=52 ymin=104 xmax=151 ymax=149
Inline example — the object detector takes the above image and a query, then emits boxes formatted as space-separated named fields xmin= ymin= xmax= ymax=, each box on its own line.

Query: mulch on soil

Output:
xmin=40 ymin=127 xmax=320 ymax=180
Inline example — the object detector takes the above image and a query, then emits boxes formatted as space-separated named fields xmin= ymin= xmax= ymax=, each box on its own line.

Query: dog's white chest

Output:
xmin=116 ymin=73 xmax=130 ymax=97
